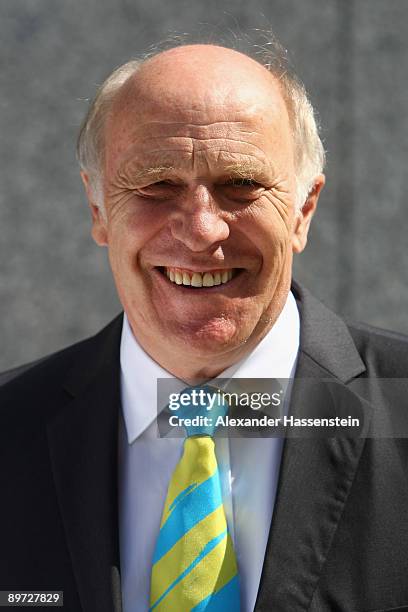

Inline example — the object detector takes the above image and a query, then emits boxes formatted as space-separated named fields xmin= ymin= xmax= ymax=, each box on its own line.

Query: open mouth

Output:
xmin=157 ymin=266 xmax=242 ymax=288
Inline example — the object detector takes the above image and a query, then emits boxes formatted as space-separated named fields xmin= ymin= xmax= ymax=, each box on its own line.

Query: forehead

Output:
xmin=104 ymin=50 xmax=293 ymax=175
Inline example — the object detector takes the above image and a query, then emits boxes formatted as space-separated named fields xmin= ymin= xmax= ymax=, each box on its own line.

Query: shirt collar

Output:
xmin=120 ymin=291 xmax=300 ymax=444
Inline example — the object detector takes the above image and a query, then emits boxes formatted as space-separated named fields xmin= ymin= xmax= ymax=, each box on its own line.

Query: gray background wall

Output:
xmin=1 ymin=1 xmax=407 ymax=371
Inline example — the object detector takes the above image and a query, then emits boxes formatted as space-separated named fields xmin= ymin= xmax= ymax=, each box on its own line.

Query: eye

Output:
xmin=135 ymin=180 xmax=180 ymax=199
xmin=220 ymin=177 xmax=265 ymax=202
xmin=224 ymin=177 xmax=266 ymax=190
xmin=150 ymin=180 xmax=174 ymax=187
xmin=143 ymin=180 xmax=176 ymax=188
xmin=227 ymin=177 xmax=257 ymax=187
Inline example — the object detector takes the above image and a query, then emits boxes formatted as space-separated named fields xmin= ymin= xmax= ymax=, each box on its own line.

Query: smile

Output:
xmin=162 ymin=267 xmax=238 ymax=288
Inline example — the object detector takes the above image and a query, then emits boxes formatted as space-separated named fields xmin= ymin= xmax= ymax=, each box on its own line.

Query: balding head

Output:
xmin=104 ymin=45 xmax=292 ymax=183
xmin=109 ymin=45 xmax=289 ymax=137
xmin=130 ymin=44 xmax=280 ymax=98
xmin=77 ymin=40 xmax=325 ymax=212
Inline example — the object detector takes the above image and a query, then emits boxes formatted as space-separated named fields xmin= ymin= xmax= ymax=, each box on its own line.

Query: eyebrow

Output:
xmin=120 ymin=159 xmax=271 ymax=185
xmin=130 ymin=165 xmax=176 ymax=184
xmin=223 ymin=162 xmax=267 ymax=180
xmin=224 ymin=162 xmax=262 ymax=177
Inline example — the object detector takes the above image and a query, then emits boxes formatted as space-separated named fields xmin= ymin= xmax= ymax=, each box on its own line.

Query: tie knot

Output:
xmin=175 ymin=385 xmax=228 ymax=437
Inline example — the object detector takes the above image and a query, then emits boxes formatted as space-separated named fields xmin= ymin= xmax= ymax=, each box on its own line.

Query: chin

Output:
xmin=169 ymin=315 xmax=250 ymax=356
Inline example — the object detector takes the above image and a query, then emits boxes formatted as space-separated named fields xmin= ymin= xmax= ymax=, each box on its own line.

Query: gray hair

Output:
xmin=77 ymin=37 xmax=325 ymax=213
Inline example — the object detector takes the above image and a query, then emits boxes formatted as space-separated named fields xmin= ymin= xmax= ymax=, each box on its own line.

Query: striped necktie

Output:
xmin=149 ymin=386 xmax=240 ymax=611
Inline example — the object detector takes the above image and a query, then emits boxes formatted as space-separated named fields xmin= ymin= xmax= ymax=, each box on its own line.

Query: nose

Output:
xmin=169 ymin=185 xmax=230 ymax=252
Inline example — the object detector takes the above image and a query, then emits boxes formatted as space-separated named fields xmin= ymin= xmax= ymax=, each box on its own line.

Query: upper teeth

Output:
xmin=165 ymin=267 xmax=234 ymax=287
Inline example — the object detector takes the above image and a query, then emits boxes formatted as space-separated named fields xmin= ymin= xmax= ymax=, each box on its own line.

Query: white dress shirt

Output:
xmin=118 ymin=291 xmax=300 ymax=612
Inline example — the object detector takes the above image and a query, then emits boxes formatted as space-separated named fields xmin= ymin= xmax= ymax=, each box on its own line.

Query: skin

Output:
xmin=81 ymin=45 xmax=325 ymax=383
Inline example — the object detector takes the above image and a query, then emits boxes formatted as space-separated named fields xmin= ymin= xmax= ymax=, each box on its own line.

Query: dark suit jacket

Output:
xmin=1 ymin=282 xmax=408 ymax=612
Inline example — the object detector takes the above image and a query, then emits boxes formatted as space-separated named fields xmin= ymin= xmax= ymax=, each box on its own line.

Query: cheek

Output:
xmin=236 ymin=201 xmax=294 ymax=270
xmin=106 ymin=202 xmax=168 ymax=264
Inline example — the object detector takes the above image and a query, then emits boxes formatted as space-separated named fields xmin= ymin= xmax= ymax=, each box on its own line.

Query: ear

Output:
xmin=80 ymin=171 xmax=108 ymax=247
xmin=292 ymin=174 xmax=325 ymax=254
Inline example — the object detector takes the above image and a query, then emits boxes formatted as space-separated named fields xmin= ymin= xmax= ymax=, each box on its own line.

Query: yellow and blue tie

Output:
xmin=149 ymin=386 xmax=240 ymax=611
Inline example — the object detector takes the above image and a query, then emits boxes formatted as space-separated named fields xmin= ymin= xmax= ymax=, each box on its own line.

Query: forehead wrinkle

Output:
xmin=111 ymin=84 xmax=282 ymax=139
xmin=114 ymin=121 xmax=266 ymax=151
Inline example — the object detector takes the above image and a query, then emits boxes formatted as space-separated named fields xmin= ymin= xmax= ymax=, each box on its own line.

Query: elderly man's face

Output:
xmin=84 ymin=46 xmax=323 ymax=379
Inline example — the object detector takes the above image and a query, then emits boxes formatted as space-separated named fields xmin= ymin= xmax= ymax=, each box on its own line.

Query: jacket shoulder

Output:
xmin=0 ymin=315 xmax=123 ymax=421
xmin=347 ymin=320 xmax=408 ymax=377
xmin=0 ymin=335 xmax=96 ymax=389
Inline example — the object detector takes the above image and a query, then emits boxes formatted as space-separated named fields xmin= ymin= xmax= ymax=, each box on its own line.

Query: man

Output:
xmin=1 ymin=41 xmax=408 ymax=612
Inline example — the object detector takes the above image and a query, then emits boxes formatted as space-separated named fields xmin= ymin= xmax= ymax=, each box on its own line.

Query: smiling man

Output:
xmin=2 ymin=41 xmax=408 ymax=612
xmin=80 ymin=45 xmax=324 ymax=383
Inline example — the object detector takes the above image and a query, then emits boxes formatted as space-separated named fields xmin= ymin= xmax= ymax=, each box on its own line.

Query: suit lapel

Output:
xmin=255 ymin=283 xmax=368 ymax=611
xmin=46 ymin=316 xmax=123 ymax=612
